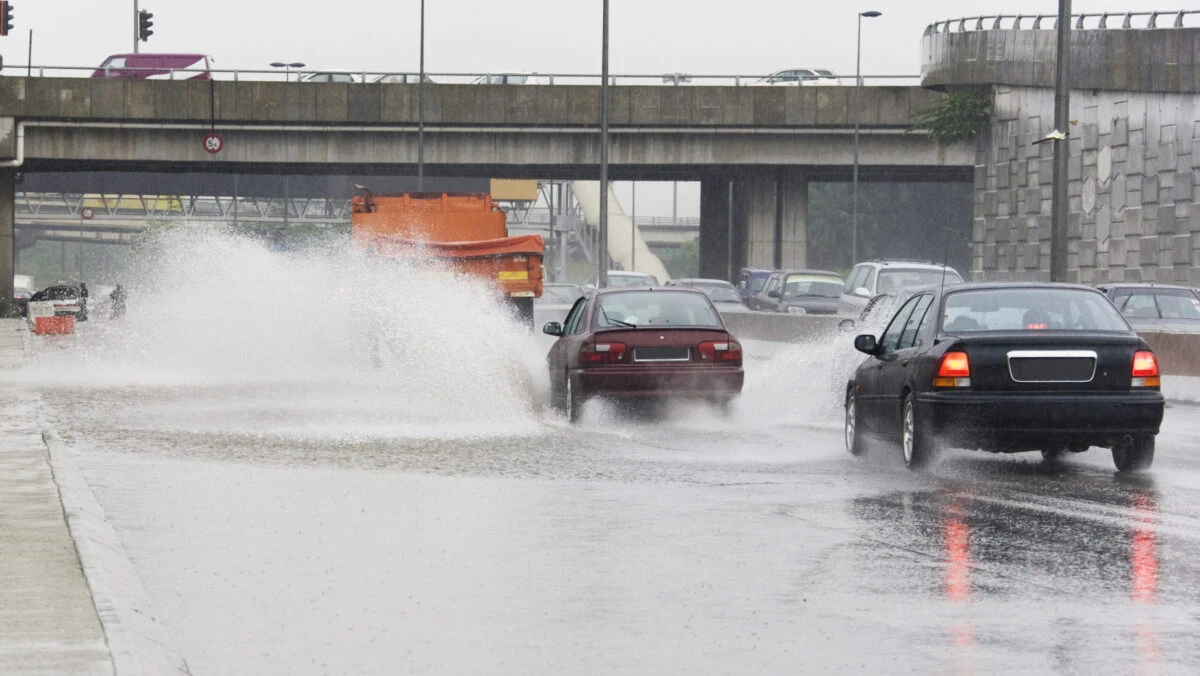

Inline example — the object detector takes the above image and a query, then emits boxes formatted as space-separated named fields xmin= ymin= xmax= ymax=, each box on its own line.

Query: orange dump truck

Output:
xmin=350 ymin=189 xmax=544 ymax=325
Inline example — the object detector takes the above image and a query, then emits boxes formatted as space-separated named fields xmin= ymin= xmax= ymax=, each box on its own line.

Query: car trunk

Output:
xmin=944 ymin=332 xmax=1144 ymax=392
xmin=590 ymin=327 xmax=735 ymax=366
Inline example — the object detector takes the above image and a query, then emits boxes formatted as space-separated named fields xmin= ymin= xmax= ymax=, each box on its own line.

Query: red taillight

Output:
xmin=698 ymin=340 xmax=742 ymax=365
xmin=579 ymin=342 xmax=626 ymax=366
xmin=934 ymin=351 xmax=971 ymax=388
xmin=1132 ymin=350 xmax=1160 ymax=388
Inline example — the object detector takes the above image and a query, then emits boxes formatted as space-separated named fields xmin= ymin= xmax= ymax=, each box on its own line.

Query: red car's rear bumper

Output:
xmin=572 ymin=365 xmax=744 ymax=400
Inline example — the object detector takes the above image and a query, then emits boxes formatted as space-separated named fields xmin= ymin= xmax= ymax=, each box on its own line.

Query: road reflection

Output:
xmin=850 ymin=468 xmax=1163 ymax=672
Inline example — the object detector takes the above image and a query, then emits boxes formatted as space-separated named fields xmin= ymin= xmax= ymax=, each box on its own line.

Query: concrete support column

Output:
xmin=699 ymin=178 xmax=734 ymax=280
xmin=707 ymin=170 xmax=809 ymax=277
xmin=0 ymin=170 xmax=14 ymax=317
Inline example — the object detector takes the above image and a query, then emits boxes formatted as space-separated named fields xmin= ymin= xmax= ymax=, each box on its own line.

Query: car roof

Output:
xmin=674 ymin=278 xmax=734 ymax=284
xmin=776 ymin=269 xmax=842 ymax=277
xmin=594 ymin=286 xmax=706 ymax=297
xmin=856 ymin=259 xmax=952 ymax=269
xmin=942 ymin=281 xmax=1103 ymax=294
xmin=1096 ymin=282 xmax=1196 ymax=291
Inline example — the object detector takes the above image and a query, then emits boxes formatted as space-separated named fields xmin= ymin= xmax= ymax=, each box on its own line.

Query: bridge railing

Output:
xmin=0 ymin=64 xmax=920 ymax=86
xmin=926 ymin=9 xmax=1200 ymax=34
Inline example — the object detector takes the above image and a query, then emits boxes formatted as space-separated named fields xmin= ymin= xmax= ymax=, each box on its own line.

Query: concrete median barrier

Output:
xmin=725 ymin=314 xmax=1200 ymax=378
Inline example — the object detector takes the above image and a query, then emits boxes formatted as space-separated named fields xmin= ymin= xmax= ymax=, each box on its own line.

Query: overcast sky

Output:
xmin=0 ymin=0 xmax=1178 ymax=79
xmin=0 ymin=0 xmax=1181 ymax=217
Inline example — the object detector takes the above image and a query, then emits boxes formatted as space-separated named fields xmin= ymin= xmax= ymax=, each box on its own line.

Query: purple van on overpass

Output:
xmin=91 ymin=53 xmax=213 ymax=80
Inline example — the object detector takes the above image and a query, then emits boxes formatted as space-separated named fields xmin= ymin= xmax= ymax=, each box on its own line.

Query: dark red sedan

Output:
xmin=543 ymin=288 xmax=744 ymax=421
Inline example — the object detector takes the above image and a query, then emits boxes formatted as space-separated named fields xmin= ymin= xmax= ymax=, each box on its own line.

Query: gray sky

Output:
xmin=1 ymin=1 xmax=1179 ymax=79
xmin=0 ymin=1 xmax=1181 ymax=217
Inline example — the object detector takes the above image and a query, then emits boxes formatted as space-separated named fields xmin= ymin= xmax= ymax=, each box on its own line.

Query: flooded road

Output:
xmin=16 ymin=231 xmax=1200 ymax=674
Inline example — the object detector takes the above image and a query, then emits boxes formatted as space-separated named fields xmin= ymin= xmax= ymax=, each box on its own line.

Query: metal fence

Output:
xmin=0 ymin=64 xmax=920 ymax=86
xmin=926 ymin=10 xmax=1200 ymax=34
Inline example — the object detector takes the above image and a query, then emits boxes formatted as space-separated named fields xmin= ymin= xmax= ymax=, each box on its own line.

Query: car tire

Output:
xmin=845 ymin=389 xmax=866 ymax=456
xmin=901 ymin=394 xmax=936 ymax=471
xmin=1112 ymin=435 xmax=1155 ymax=472
xmin=565 ymin=376 xmax=581 ymax=424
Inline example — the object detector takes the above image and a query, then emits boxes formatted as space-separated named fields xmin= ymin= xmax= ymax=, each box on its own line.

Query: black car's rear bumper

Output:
xmin=915 ymin=390 xmax=1165 ymax=451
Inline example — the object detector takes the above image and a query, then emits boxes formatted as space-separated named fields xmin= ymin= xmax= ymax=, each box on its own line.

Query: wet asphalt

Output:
xmin=29 ymin=369 xmax=1200 ymax=675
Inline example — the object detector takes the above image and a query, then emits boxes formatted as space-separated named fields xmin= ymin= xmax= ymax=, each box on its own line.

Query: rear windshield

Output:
xmin=784 ymin=275 xmax=842 ymax=298
xmin=877 ymin=268 xmax=961 ymax=295
xmin=1112 ymin=288 xmax=1200 ymax=320
xmin=594 ymin=291 xmax=722 ymax=329
xmin=942 ymin=288 xmax=1129 ymax=332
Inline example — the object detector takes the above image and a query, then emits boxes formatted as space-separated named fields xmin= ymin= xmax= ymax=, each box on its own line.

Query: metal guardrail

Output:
xmin=926 ymin=9 xmax=1200 ymax=34
xmin=0 ymin=64 xmax=920 ymax=86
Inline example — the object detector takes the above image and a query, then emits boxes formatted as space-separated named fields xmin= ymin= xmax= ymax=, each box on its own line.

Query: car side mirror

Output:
xmin=767 ymin=290 xmax=781 ymax=299
xmin=542 ymin=322 xmax=563 ymax=337
xmin=838 ymin=318 xmax=856 ymax=332
xmin=853 ymin=287 xmax=871 ymax=298
xmin=853 ymin=334 xmax=879 ymax=355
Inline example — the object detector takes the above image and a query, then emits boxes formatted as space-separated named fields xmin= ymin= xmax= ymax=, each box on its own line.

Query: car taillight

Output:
xmin=698 ymin=341 xmax=742 ymax=365
xmin=1131 ymin=350 xmax=1160 ymax=388
xmin=933 ymin=350 xmax=971 ymax=388
xmin=579 ymin=342 xmax=626 ymax=366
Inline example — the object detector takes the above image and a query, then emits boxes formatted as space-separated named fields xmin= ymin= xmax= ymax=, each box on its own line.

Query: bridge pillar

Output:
xmin=0 ymin=170 xmax=13 ymax=316
xmin=699 ymin=171 xmax=809 ymax=281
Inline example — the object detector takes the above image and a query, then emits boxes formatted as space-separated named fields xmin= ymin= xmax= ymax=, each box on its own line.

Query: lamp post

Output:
xmin=417 ymin=0 xmax=425 ymax=191
xmin=598 ymin=0 xmax=610 ymax=289
xmin=851 ymin=10 xmax=881 ymax=266
xmin=270 ymin=61 xmax=305 ymax=82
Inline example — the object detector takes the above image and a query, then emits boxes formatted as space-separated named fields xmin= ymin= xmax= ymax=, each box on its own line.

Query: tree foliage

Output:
xmin=909 ymin=89 xmax=993 ymax=145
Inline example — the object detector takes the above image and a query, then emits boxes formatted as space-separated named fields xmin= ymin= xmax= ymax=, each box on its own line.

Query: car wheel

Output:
xmin=1040 ymin=447 xmax=1062 ymax=463
xmin=565 ymin=376 xmax=581 ymax=424
xmin=845 ymin=389 xmax=865 ymax=456
xmin=901 ymin=394 xmax=935 ymax=471
xmin=1112 ymin=436 xmax=1155 ymax=472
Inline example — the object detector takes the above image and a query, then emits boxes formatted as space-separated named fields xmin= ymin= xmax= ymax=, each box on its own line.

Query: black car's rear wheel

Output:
xmin=845 ymin=390 xmax=865 ymax=456
xmin=1112 ymin=435 xmax=1155 ymax=472
xmin=901 ymin=394 xmax=936 ymax=471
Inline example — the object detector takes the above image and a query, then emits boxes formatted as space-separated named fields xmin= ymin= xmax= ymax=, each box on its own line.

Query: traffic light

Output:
xmin=1 ymin=2 xmax=14 ymax=38
xmin=138 ymin=9 xmax=153 ymax=42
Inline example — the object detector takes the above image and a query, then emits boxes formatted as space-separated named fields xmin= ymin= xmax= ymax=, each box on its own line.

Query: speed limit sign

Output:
xmin=203 ymin=133 xmax=224 ymax=154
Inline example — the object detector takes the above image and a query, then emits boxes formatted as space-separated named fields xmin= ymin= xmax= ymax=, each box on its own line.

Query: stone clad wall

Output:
xmin=974 ymin=86 xmax=1200 ymax=284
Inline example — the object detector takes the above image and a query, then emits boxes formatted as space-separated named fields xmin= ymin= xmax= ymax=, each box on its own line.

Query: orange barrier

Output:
xmin=34 ymin=316 xmax=75 ymax=335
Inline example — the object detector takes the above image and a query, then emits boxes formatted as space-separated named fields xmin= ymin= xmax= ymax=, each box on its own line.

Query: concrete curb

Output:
xmin=40 ymin=424 xmax=191 ymax=676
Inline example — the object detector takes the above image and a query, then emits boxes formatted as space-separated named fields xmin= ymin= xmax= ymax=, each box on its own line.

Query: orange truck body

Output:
xmin=350 ymin=191 xmax=544 ymax=312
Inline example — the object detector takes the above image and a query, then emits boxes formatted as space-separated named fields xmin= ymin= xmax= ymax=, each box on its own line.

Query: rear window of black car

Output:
xmin=942 ymin=288 xmax=1129 ymax=332
xmin=595 ymin=291 xmax=722 ymax=328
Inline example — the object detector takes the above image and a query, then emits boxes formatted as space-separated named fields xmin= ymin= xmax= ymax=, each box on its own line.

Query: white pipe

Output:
xmin=572 ymin=181 xmax=669 ymax=284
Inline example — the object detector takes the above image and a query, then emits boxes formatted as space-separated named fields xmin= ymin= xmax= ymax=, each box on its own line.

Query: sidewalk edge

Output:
xmin=41 ymin=427 xmax=192 ymax=676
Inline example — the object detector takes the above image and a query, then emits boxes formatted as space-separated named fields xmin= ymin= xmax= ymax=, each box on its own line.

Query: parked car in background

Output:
xmin=588 ymin=270 xmax=660 ymax=289
xmin=543 ymin=288 xmax=743 ymax=421
xmin=754 ymin=68 xmax=840 ymax=86
xmin=28 ymin=285 xmax=84 ymax=320
xmin=373 ymin=73 xmax=436 ymax=84
xmin=839 ymin=259 xmax=963 ymax=316
xmin=667 ymin=278 xmax=749 ymax=314
xmin=1096 ymin=283 xmax=1200 ymax=333
xmin=845 ymin=282 xmax=1163 ymax=471
xmin=13 ymin=287 xmax=32 ymax=317
xmin=753 ymin=269 xmax=844 ymax=314
xmin=300 ymin=71 xmax=359 ymax=83
xmin=473 ymin=73 xmax=549 ymax=85
xmin=91 ymin=53 xmax=213 ymax=80
xmin=736 ymin=267 xmax=773 ymax=306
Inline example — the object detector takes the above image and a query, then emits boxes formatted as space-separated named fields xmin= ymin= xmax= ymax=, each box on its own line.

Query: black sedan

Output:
xmin=543 ymin=288 xmax=744 ymax=422
xmin=844 ymin=283 xmax=1164 ymax=471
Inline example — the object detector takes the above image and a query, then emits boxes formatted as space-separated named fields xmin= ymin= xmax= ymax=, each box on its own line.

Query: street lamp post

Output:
xmin=417 ymin=0 xmax=426 ymax=191
xmin=270 ymin=61 xmax=305 ymax=82
xmin=598 ymin=0 xmax=610 ymax=289
xmin=851 ymin=10 xmax=881 ymax=266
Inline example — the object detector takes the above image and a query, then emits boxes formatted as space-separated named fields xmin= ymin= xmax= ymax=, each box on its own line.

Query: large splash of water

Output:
xmin=21 ymin=225 xmax=544 ymax=438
